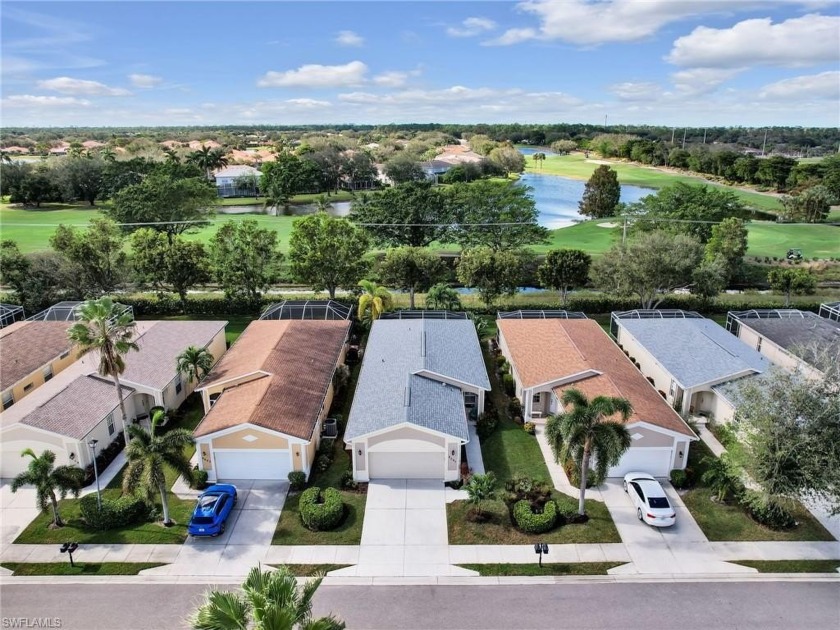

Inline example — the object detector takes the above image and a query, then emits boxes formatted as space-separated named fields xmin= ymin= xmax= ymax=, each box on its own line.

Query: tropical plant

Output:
xmin=545 ymin=389 xmax=632 ymax=515
xmin=424 ymin=283 xmax=462 ymax=311
xmin=357 ymin=280 xmax=393 ymax=321
xmin=464 ymin=472 xmax=497 ymax=519
xmin=122 ymin=415 xmax=194 ymax=526
xmin=187 ymin=145 xmax=229 ymax=180
xmin=68 ymin=297 xmax=138 ymax=443
xmin=176 ymin=345 xmax=215 ymax=384
xmin=701 ymin=454 xmax=742 ymax=503
xmin=190 ymin=564 xmax=345 ymax=630
xmin=11 ymin=449 xmax=85 ymax=527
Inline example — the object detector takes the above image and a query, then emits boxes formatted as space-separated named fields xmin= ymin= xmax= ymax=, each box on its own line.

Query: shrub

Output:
xmin=476 ymin=409 xmax=498 ymax=439
xmin=315 ymin=454 xmax=332 ymax=473
xmin=563 ymin=459 xmax=599 ymax=489
xmin=502 ymin=373 xmax=515 ymax=396
xmin=740 ymin=490 xmax=796 ymax=530
xmin=670 ymin=469 xmax=688 ymax=489
xmin=503 ymin=475 xmax=552 ymax=508
xmin=508 ymin=397 xmax=522 ymax=420
xmin=288 ymin=471 xmax=306 ymax=491
xmin=709 ymin=422 xmax=738 ymax=449
xmin=513 ymin=499 xmax=558 ymax=534
xmin=299 ymin=487 xmax=344 ymax=531
xmin=83 ymin=434 xmax=126 ymax=486
xmin=80 ymin=494 xmax=148 ymax=530
xmin=522 ymin=422 xmax=536 ymax=435
xmin=495 ymin=354 xmax=507 ymax=369
xmin=340 ymin=469 xmax=358 ymax=490
xmin=190 ymin=469 xmax=209 ymax=490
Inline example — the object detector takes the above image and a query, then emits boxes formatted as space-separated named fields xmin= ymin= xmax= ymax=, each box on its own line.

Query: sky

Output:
xmin=1 ymin=1 xmax=839 ymax=127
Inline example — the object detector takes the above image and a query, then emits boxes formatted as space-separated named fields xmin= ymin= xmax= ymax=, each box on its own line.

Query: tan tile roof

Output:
xmin=0 ymin=321 xmax=73 ymax=391
xmin=194 ymin=320 xmax=351 ymax=440
xmin=500 ymin=319 xmax=694 ymax=437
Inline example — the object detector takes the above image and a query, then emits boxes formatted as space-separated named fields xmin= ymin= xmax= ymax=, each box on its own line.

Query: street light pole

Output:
xmin=88 ymin=439 xmax=101 ymax=511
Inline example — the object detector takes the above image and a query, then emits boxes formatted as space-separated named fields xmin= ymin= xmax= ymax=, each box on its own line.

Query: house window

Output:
xmin=2 ymin=391 xmax=13 ymax=410
xmin=23 ymin=383 xmax=33 ymax=393
xmin=175 ymin=375 xmax=183 ymax=395
xmin=107 ymin=413 xmax=115 ymax=436
xmin=59 ymin=350 xmax=70 ymax=360
xmin=43 ymin=366 xmax=53 ymax=382
xmin=532 ymin=392 xmax=542 ymax=404
xmin=463 ymin=392 xmax=477 ymax=408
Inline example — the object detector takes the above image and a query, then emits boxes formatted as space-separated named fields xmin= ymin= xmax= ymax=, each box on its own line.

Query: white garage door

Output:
xmin=1 ymin=443 xmax=70 ymax=478
xmin=607 ymin=447 xmax=673 ymax=478
xmin=214 ymin=450 xmax=291 ymax=480
xmin=369 ymin=451 xmax=444 ymax=479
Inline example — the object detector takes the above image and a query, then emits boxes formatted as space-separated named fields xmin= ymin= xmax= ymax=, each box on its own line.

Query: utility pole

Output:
xmin=671 ymin=128 xmax=675 ymax=144
xmin=702 ymin=129 xmax=707 ymax=144
xmin=761 ymin=129 xmax=768 ymax=156
xmin=622 ymin=216 xmax=628 ymax=246
xmin=681 ymin=128 xmax=687 ymax=150
xmin=604 ymin=114 xmax=608 ymax=131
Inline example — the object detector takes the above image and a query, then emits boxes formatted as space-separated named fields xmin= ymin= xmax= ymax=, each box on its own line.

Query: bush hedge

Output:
xmin=82 ymin=434 xmax=125 ymax=487
xmin=740 ymin=490 xmax=796 ymax=530
xmin=288 ymin=471 xmax=306 ymax=491
xmin=80 ymin=494 xmax=148 ymax=530
xmin=190 ymin=469 xmax=208 ymax=490
xmin=299 ymin=487 xmax=344 ymax=531
xmin=513 ymin=499 xmax=558 ymax=534
xmin=670 ymin=469 xmax=689 ymax=489
xmin=502 ymin=373 xmax=515 ymax=396
xmin=476 ymin=409 xmax=499 ymax=439
xmin=522 ymin=422 xmax=536 ymax=435
xmin=563 ymin=459 xmax=600 ymax=489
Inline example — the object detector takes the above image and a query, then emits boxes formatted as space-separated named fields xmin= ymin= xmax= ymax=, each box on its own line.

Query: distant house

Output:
xmin=48 ymin=146 xmax=68 ymax=156
xmin=420 ymin=160 xmax=454 ymax=183
xmin=212 ymin=165 xmax=262 ymax=198
xmin=82 ymin=140 xmax=104 ymax=149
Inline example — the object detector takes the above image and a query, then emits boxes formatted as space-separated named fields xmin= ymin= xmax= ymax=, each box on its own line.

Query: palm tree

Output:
xmin=314 ymin=194 xmax=333 ymax=213
xmin=162 ymin=146 xmax=181 ymax=164
xmin=191 ymin=564 xmax=344 ymax=630
xmin=425 ymin=283 xmax=461 ymax=311
xmin=357 ymin=280 xmax=392 ymax=321
xmin=187 ymin=145 xmax=229 ymax=181
xmin=701 ymin=454 xmax=741 ymax=502
xmin=532 ymin=152 xmax=546 ymax=169
xmin=465 ymin=472 xmax=497 ymax=520
xmin=11 ymin=449 xmax=85 ymax=527
xmin=122 ymin=415 xmax=194 ymax=526
xmin=99 ymin=147 xmax=116 ymax=162
xmin=545 ymin=389 xmax=632 ymax=515
xmin=176 ymin=345 xmax=214 ymax=385
xmin=68 ymin=298 xmax=138 ymax=444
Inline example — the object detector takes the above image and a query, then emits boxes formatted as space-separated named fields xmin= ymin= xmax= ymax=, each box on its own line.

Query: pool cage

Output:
xmin=259 ymin=300 xmax=353 ymax=321
xmin=819 ymin=302 xmax=840 ymax=323
xmin=497 ymin=310 xmax=588 ymax=320
xmin=26 ymin=300 xmax=134 ymax=323
xmin=609 ymin=309 xmax=703 ymax=338
xmin=379 ymin=310 xmax=468 ymax=320
xmin=0 ymin=304 xmax=25 ymax=328
xmin=725 ymin=308 xmax=811 ymax=335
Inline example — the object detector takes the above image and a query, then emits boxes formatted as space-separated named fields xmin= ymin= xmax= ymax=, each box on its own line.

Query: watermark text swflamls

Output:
xmin=2 ymin=619 xmax=62 ymax=628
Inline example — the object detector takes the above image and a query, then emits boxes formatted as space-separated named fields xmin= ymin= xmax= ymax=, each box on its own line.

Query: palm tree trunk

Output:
xmin=578 ymin=438 xmax=592 ymax=516
xmin=50 ymin=492 xmax=62 ymax=527
xmin=112 ymin=373 xmax=131 ymax=443
xmin=159 ymin=482 xmax=172 ymax=525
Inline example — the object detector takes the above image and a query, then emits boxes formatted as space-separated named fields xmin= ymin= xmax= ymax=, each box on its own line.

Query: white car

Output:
xmin=623 ymin=472 xmax=676 ymax=527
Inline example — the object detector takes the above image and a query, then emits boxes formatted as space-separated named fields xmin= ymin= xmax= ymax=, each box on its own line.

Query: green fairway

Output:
xmin=527 ymin=153 xmax=782 ymax=213
xmin=746 ymin=222 xmax=840 ymax=259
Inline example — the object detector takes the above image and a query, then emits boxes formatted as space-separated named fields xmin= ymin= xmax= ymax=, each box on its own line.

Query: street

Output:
xmin=1 ymin=581 xmax=838 ymax=629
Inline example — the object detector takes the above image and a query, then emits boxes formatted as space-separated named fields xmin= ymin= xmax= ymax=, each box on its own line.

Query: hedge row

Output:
xmin=299 ymin=487 xmax=344 ymax=531
xmin=512 ymin=499 xmax=558 ymax=534
xmin=79 ymin=494 xmax=148 ymax=530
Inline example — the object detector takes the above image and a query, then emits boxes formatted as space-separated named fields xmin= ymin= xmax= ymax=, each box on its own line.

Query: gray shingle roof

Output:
xmin=21 ymin=375 xmax=133 ymax=440
xmin=741 ymin=315 xmax=840 ymax=367
xmin=617 ymin=318 xmax=770 ymax=388
xmin=345 ymin=319 xmax=489 ymax=441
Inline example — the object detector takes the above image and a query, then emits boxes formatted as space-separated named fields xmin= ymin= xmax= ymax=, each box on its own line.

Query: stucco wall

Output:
xmin=4 ymin=347 xmax=82 ymax=405
xmin=629 ymin=425 xmax=676 ymax=448
xmin=212 ymin=429 xmax=290 ymax=450
xmin=367 ymin=426 xmax=446 ymax=448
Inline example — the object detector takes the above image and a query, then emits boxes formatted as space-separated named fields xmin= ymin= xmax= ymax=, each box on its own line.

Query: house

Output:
xmin=345 ymin=313 xmax=491 ymax=481
xmin=212 ymin=165 xmax=262 ymax=198
xmin=497 ymin=312 xmax=697 ymax=478
xmin=0 ymin=320 xmax=227 ymax=478
xmin=193 ymin=317 xmax=351 ymax=481
xmin=419 ymin=160 xmax=454 ymax=183
xmin=726 ymin=309 xmax=840 ymax=378
xmin=610 ymin=310 xmax=770 ymax=423
xmin=0 ymin=304 xmax=25 ymax=328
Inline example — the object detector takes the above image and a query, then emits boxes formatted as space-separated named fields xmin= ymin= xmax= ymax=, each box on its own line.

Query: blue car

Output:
xmin=187 ymin=484 xmax=238 ymax=537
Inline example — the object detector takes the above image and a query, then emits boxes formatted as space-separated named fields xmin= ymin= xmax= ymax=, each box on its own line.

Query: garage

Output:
xmin=607 ymin=447 xmax=673 ymax=478
xmin=368 ymin=449 xmax=445 ymax=479
xmin=214 ymin=450 xmax=291 ymax=480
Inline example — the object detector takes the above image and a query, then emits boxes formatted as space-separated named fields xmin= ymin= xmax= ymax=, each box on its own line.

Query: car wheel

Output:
xmin=220 ymin=522 xmax=226 ymax=534
xmin=637 ymin=507 xmax=643 ymax=522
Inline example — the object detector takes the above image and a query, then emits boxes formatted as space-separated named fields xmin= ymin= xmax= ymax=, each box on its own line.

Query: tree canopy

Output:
xmin=456 ymin=247 xmax=530 ymax=306
xmin=537 ymin=249 xmax=592 ymax=306
xmin=209 ymin=220 xmax=283 ymax=301
xmin=379 ymin=247 xmax=446 ymax=309
xmin=578 ymin=165 xmax=620 ymax=219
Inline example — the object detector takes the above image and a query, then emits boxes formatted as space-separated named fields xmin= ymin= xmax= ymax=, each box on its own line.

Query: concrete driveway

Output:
xmin=0 ymin=482 xmax=42 ymax=549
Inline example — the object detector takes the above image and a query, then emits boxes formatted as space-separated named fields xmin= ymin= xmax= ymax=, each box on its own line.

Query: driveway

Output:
xmin=0 ymin=481 xmax=41 ymax=549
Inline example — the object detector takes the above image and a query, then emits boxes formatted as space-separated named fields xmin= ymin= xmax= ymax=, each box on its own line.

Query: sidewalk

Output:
xmin=695 ymin=423 xmax=726 ymax=458
xmin=79 ymin=452 xmax=126 ymax=497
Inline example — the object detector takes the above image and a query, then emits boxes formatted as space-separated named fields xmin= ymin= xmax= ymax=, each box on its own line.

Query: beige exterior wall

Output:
xmin=367 ymin=426 xmax=446 ymax=448
xmin=737 ymin=326 xmax=799 ymax=371
xmin=3 ymin=347 xmax=82 ymax=405
xmin=291 ymin=443 xmax=304 ymax=472
xmin=211 ymin=429 xmax=290 ymax=450
xmin=200 ymin=443 xmax=213 ymax=471
xmin=631 ymin=425 xmax=676 ymax=448
xmin=708 ymin=393 xmax=737 ymax=424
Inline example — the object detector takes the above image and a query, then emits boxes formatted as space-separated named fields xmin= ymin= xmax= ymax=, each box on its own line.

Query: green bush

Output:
xmin=80 ymin=494 xmax=148 ymax=530
xmin=522 ymin=422 xmax=536 ymax=435
xmin=476 ymin=409 xmax=498 ymax=439
xmin=503 ymin=475 xmax=552 ymax=508
xmin=315 ymin=454 xmax=332 ymax=473
xmin=288 ymin=471 xmax=306 ymax=491
xmin=299 ymin=487 xmax=344 ymax=531
xmin=190 ymin=469 xmax=209 ymax=490
xmin=495 ymin=355 xmax=507 ymax=369
xmin=502 ymin=373 xmax=515 ymax=396
xmin=670 ymin=469 xmax=688 ymax=489
xmin=709 ymin=422 xmax=738 ymax=449
xmin=563 ymin=459 xmax=599 ymax=488
xmin=340 ymin=469 xmax=358 ymax=490
xmin=740 ymin=490 xmax=796 ymax=530
xmin=508 ymin=397 xmax=522 ymax=420
xmin=513 ymin=499 xmax=558 ymax=534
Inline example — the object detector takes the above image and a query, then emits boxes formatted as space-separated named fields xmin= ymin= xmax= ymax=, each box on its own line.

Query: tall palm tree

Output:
xmin=11 ymin=449 xmax=85 ymax=527
xmin=532 ymin=152 xmax=546 ymax=169
xmin=357 ymin=280 xmax=392 ymax=321
xmin=187 ymin=145 xmax=229 ymax=181
xmin=314 ymin=194 xmax=333 ymax=213
xmin=191 ymin=565 xmax=345 ymax=630
xmin=99 ymin=146 xmax=116 ymax=162
xmin=123 ymin=416 xmax=194 ymax=526
xmin=68 ymin=298 xmax=138 ymax=444
xmin=545 ymin=389 xmax=632 ymax=515
xmin=176 ymin=345 xmax=214 ymax=385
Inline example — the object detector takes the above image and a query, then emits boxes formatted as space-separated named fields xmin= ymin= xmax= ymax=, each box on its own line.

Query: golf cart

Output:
xmin=786 ymin=248 xmax=803 ymax=261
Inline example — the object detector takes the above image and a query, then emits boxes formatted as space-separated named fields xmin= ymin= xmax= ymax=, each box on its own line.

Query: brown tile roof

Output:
xmin=0 ymin=321 xmax=74 ymax=391
xmin=500 ymin=319 xmax=694 ymax=437
xmin=194 ymin=320 xmax=351 ymax=440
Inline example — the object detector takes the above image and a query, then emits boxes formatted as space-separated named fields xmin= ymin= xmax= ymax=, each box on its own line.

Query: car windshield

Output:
xmin=191 ymin=516 xmax=214 ymax=524
xmin=648 ymin=497 xmax=670 ymax=509
xmin=199 ymin=495 xmax=219 ymax=508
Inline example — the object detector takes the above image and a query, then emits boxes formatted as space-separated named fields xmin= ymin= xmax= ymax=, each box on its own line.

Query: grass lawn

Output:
xmin=1 ymin=562 xmax=163 ymax=576
xmin=270 ymin=564 xmax=351 ymax=576
xmin=731 ymin=560 xmax=840 ymax=573
xmin=458 ymin=562 xmax=623 ymax=576
xmin=745 ymin=222 xmax=840 ymax=259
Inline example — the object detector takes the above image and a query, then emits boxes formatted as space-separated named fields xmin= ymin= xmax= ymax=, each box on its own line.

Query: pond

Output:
xmin=217 ymin=201 xmax=351 ymax=217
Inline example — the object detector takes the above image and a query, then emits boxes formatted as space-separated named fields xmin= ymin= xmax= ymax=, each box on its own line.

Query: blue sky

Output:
xmin=2 ymin=1 xmax=838 ymax=127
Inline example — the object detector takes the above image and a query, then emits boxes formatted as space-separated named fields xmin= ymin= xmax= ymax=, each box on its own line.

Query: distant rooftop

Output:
xmin=731 ymin=310 xmax=840 ymax=368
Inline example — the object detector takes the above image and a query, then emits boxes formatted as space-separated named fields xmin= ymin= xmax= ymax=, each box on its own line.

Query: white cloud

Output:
xmin=759 ymin=71 xmax=840 ymax=100
xmin=129 ymin=73 xmax=163 ymax=88
xmin=2 ymin=94 xmax=91 ymax=107
xmin=670 ymin=68 xmax=743 ymax=95
xmin=338 ymin=85 xmax=582 ymax=111
xmin=373 ymin=71 xmax=410 ymax=88
xmin=668 ymin=14 xmax=840 ymax=68
xmin=335 ymin=30 xmax=364 ymax=47
xmin=284 ymin=98 xmax=332 ymax=108
xmin=447 ymin=17 xmax=497 ymax=37
xmin=610 ymin=82 xmax=663 ymax=101
xmin=38 ymin=76 xmax=131 ymax=96
xmin=257 ymin=61 xmax=368 ymax=88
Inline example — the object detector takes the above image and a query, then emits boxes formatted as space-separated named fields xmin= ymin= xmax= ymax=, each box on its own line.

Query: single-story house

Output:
xmin=345 ymin=313 xmax=491 ymax=482
xmin=420 ymin=160 xmax=454 ymax=182
xmin=193 ymin=318 xmax=351 ymax=481
xmin=497 ymin=314 xmax=697 ymax=478
xmin=212 ymin=164 xmax=262 ymax=197
xmin=726 ymin=309 xmax=840 ymax=378
xmin=611 ymin=310 xmax=770 ymax=423
xmin=0 ymin=320 xmax=227 ymax=478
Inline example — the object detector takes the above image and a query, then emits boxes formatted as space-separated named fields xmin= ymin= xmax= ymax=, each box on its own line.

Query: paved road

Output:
xmin=2 ymin=581 xmax=838 ymax=629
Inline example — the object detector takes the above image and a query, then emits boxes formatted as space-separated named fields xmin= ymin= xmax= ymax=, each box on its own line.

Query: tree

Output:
xmin=487 ymin=145 xmax=525 ymax=176
xmin=379 ymin=247 xmax=446 ymax=309
xmin=57 ymin=156 xmax=105 ymax=206
xmin=176 ymin=345 xmax=214 ymax=385
xmin=532 ymin=152 xmax=546 ymax=169
xmin=780 ymin=185 xmax=832 ymax=223
xmin=288 ymin=213 xmax=370 ymax=299
xmin=186 ymin=145 xmax=229 ymax=181
xmin=456 ymin=247 xmax=529 ymax=307
xmin=756 ymin=155 xmax=797 ymax=192
xmin=122 ymin=417 xmax=194 ymax=526
xmin=110 ymin=174 xmax=217 ymax=241
xmin=190 ymin=565 xmax=345 ymax=630
xmin=350 ymin=182 xmax=451 ymax=248
xmin=691 ymin=256 xmax=727 ymax=301
xmin=68 ymin=297 xmax=139 ymax=444
xmin=578 ymin=165 xmax=620 ymax=219
xmin=468 ymin=134 xmax=497 ymax=156
xmin=357 ymin=280 xmax=393 ymax=321
xmin=550 ymin=140 xmax=577 ymax=155
xmin=50 ymin=218 xmax=127 ymax=295
xmin=705 ymin=217 xmax=748 ymax=282
xmin=8 ymin=166 xmax=62 ymax=207
xmin=701 ymin=454 xmax=741 ymax=503
xmin=591 ymin=231 xmax=704 ymax=309
xmin=537 ymin=249 xmax=591 ymax=307
xmin=545 ymin=389 xmax=632 ymax=515
xmin=384 ymin=155 xmax=426 ymax=184
xmin=0 ymin=245 xmax=83 ymax=313
xmin=767 ymin=267 xmax=817 ymax=307
xmin=0 ymin=240 xmax=30 ymax=302
xmin=448 ymin=180 xmax=547 ymax=250
xmin=131 ymin=230 xmax=211 ymax=306
xmin=425 ymin=283 xmax=462 ymax=311
xmin=261 ymin=153 xmax=305 ymax=212
xmin=465 ymin=472 xmax=497 ymax=520
xmin=11 ymin=449 xmax=84 ymax=527
xmin=209 ymin=220 xmax=283 ymax=301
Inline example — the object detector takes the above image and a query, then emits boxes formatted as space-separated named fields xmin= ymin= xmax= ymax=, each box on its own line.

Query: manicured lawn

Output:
xmin=1 ymin=562 xmax=163 ymax=576
xmin=744 ymin=222 xmax=840 ymax=259
xmin=731 ymin=560 xmax=840 ymax=573
xmin=458 ymin=562 xmax=623 ymax=576
xmin=270 ymin=564 xmax=351 ymax=576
